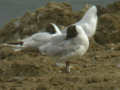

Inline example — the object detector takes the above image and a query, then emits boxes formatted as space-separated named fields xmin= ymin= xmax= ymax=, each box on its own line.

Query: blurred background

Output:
xmin=0 ymin=0 xmax=119 ymax=28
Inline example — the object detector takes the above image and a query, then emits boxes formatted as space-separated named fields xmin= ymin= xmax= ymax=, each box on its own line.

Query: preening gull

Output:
xmin=60 ymin=5 xmax=97 ymax=38
xmin=75 ymin=5 xmax=98 ymax=38
xmin=21 ymin=23 xmax=61 ymax=48
xmin=39 ymin=25 xmax=89 ymax=72
xmin=4 ymin=23 xmax=62 ymax=51
xmin=43 ymin=5 xmax=97 ymax=52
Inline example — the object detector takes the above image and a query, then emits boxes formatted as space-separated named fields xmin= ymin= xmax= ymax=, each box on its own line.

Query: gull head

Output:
xmin=66 ymin=25 xmax=78 ymax=40
xmin=66 ymin=25 xmax=89 ymax=46
xmin=66 ymin=25 xmax=87 ymax=40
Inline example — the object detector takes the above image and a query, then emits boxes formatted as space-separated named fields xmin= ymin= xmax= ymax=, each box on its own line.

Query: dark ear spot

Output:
xmin=66 ymin=25 xmax=78 ymax=40
xmin=46 ymin=24 xmax=56 ymax=34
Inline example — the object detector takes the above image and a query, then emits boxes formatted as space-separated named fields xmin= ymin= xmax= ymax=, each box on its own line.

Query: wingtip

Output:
xmin=91 ymin=5 xmax=97 ymax=10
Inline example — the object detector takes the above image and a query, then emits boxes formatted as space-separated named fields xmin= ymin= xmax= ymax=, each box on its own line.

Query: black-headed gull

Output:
xmin=4 ymin=23 xmax=62 ymax=51
xmin=21 ymin=23 xmax=62 ymax=48
xmin=44 ymin=5 xmax=97 ymax=51
xmin=39 ymin=25 xmax=89 ymax=72
xmin=58 ymin=5 xmax=97 ymax=38
xmin=75 ymin=5 xmax=98 ymax=38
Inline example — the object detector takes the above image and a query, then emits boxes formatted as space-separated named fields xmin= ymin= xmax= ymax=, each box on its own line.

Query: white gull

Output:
xmin=75 ymin=5 xmax=98 ymax=38
xmin=21 ymin=23 xmax=61 ymax=48
xmin=55 ymin=5 xmax=98 ymax=38
xmin=4 ymin=23 xmax=62 ymax=51
xmin=39 ymin=25 xmax=89 ymax=72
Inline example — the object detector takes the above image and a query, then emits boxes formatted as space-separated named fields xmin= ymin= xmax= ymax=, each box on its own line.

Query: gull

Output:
xmin=75 ymin=5 xmax=98 ymax=38
xmin=21 ymin=23 xmax=62 ymax=48
xmin=39 ymin=25 xmax=89 ymax=72
xmin=58 ymin=5 xmax=98 ymax=38
xmin=3 ymin=23 xmax=62 ymax=51
xmin=44 ymin=5 xmax=97 ymax=49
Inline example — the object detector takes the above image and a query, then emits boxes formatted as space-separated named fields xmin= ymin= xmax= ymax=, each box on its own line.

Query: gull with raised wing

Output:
xmin=75 ymin=5 xmax=98 ymax=38
xmin=60 ymin=5 xmax=98 ymax=38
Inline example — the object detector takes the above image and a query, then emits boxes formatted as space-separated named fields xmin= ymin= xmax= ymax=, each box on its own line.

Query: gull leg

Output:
xmin=65 ymin=61 xmax=70 ymax=73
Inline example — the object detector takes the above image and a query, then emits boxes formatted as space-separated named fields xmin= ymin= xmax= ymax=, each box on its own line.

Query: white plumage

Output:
xmin=21 ymin=23 xmax=62 ymax=48
xmin=44 ymin=5 xmax=97 ymax=51
xmin=39 ymin=25 xmax=89 ymax=72
xmin=58 ymin=5 xmax=98 ymax=38
xmin=20 ymin=5 xmax=97 ymax=49
xmin=3 ymin=23 xmax=62 ymax=51
xmin=75 ymin=5 xmax=98 ymax=38
xmin=2 ymin=5 xmax=98 ymax=72
xmin=39 ymin=25 xmax=89 ymax=58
